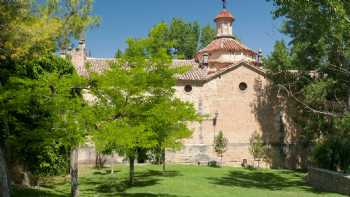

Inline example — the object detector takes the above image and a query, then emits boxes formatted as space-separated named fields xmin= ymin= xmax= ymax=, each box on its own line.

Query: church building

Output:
xmin=69 ymin=5 xmax=297 ymax=167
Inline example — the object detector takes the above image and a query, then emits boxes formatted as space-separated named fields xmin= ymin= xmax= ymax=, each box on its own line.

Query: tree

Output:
xmin=267 ymin=0 xmax=350 ymax=171
xmin=249 ymin=131 xmax=268 ymax=168
xmin=264 ymin=40 xmax=293 ymax=71
xmin=145 ymin=98 xmax=200 ymax=171
xmin=168 ymin=18 xmax=200 ymax=59
xmin=0 ymin=55 xmax=93 ymax=196
xmin=115 ymin=49 xmax=123 ymax=58
xmin=214 ymin=131 xmax=228 ymax=167
xmin=140 ymin=19 xmax=216 ymax=59
xmin=200 ymin=25 xmax=216 ymax=49
xmin=0 ymin=1 xmax=99 ymax=196
xmin=90 ymin=53 xmax=168 ymax=184
xmin=91 ymin=26 xmax=199 ymax=182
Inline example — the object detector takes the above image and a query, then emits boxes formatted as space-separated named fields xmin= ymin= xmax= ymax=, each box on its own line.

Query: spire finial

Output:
xmin=222 ymin=0 xmax=227 ymax=9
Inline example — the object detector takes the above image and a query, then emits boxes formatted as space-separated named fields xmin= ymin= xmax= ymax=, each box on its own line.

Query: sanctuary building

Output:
xmin=69 ymin=7 xmax=299 ymax=168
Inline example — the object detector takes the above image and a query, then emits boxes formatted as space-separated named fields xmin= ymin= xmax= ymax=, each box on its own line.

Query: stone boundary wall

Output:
xmin=78 ymin=146 xmax=124 ymax=165
xmin=307 ymin=167 xmax=350 ymax=196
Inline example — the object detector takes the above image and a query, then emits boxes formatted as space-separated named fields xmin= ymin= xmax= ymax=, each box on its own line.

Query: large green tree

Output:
xmin=91 ymin=32 xmax=199 ymax=183
xmin=0 ymin=1 xmax=99 ymax=196
xmin=267 ymin=0 xmax=350 ymax=171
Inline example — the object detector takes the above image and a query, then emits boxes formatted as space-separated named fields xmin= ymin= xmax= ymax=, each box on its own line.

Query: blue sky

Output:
xmin=86 ymin=0 xmax=288 ymax=58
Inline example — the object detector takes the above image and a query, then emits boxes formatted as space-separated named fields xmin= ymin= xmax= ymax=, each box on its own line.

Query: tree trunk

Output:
xmin=221 ymin=154 xmax=223 ymax=167
xmin=129 ymin=156 xmax=135 ymax=185
xmin=157 ymin=147 xmax=161 ymax=166
xmin=70 ymin=148 xmax=79 ymax=197
xmin=111 ymin=163 xmax=114 ymax=174
xmin=0 ymin=146 xmax=10 ymax=197
xmin=162 ymin=148 xmax=166 ymax=172
xmin=348 ymin=91 xmax=350 ymax=111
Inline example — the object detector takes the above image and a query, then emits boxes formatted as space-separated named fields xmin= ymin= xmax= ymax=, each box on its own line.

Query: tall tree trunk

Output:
xmin=0 ymin=146 xmax=10 ymax=197
xmin=129 ymin=156 xmax=135 ymax=185
xmin=70 ymin=148 xmax=79 ymax=197
xmin=162 ymin=148 xmax=166 ymax=172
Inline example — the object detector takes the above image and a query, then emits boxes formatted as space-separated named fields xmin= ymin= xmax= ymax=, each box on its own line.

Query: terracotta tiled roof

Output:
xmin=177 ymin=61 xmax=265 ymax=82
xmin=84 ymin=58 xmax=201 ymax=78
xmin=195 ymin=37 xmax=257 ymax=62
xmin=215 ymin=9 xmax=234 ymax=21
xmin=177 ymin=68 xmax=208 ymax=81
xmin=82 ymin=57 xmax=262 ymax=82
xmin=86 ymin=58 xmax=115 ymax=73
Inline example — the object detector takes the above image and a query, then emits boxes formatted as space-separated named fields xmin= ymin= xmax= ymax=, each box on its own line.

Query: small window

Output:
xmin=239 ymin=82 xmax=248 ymax=91
xmin=184 ymin=85 xmax=193 ymax=93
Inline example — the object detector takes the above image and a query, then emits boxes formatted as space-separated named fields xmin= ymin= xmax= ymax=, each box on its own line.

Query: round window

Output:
xmin=184 ymin=85 xmax=193 ymax=93
xmin=239 ymin=82 xmax=248 ymax=91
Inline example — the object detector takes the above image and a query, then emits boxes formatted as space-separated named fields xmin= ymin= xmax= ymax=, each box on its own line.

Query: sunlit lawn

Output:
xmin=13 ymin=164 xmax=345 ymax=197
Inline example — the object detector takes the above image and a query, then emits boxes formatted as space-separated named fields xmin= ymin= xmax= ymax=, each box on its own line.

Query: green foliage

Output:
xmin=268 ymin=0 xmax=350 ymax=171
xmin=264 ymin=40 xmax=293 ymax=71
xmin=0 ymin=55 xmax=92 ymax=175
xmin=167 ymin=18 xmax=199 ymax=59
xmin=0 ymin=0 xmax=98 ymax=179
xmin=115 ymin=49 xmax=123 ymax=58
xmin=127 ymin=18 xmax=216 ymax=60
xmin=90 ymin=52 xmax=165 ymax=155
xmin=313 ymin=135 xmax=350 ymax=173
xmin=0 ymin=0 xmax=99 ymax=61
xmin=92 ymin=32 xmax=200 ymax=179
xmin=249 ymin=131 xmax=268 ymax=162
xmin=200 ymin=25 xmax=216 ymax=49
xmin=214 ymin=131 xmax=228 ymax=160
xmin=146 ymin=98 xmax=199 ymax=149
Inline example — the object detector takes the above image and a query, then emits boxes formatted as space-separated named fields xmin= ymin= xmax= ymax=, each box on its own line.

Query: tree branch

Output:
xmin=277 ymin=84 xmax=341 ymax=117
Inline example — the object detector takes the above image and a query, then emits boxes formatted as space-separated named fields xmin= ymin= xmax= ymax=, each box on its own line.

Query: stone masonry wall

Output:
xmin=307 ymin=167 xmax=350 ymax=196
xmin=169 ymin=64 xmax=282 ymax=166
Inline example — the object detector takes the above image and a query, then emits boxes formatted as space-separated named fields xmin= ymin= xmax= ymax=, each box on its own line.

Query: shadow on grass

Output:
xmin=12 ymin=187 xmax=67 ymax=197
xmin=93 ymin=170 xmax=121 ymax=175
xmin=82 ymin=169 xmax=181 ymax=195
xmin=118 ymin=193 xmax=187 ymax=197
xmin=208 ymin=169 xmax=309 ymax=191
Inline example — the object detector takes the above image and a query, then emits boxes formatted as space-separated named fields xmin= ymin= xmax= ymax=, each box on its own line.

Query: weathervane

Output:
xmin=222 ymin=0 xmax=227 ymax=9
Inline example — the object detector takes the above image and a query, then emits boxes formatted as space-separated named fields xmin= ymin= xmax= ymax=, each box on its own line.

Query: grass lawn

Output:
xmin=13 ymin=164 xmax=345 ymax=197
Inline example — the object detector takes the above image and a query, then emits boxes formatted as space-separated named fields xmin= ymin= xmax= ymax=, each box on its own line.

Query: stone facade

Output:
xmin=167 ymin=62 xmax=280 ymax=166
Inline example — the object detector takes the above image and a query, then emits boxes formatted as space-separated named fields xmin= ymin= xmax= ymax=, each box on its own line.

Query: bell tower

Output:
xmin=215 ymin=0 xmax=234 ymax=38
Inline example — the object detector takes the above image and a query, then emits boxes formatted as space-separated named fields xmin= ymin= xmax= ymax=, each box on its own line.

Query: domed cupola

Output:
xmin=215 ymin=9 xmax=234 ymax=38
xmin=195 ymin=2 xmax=257 ymax=65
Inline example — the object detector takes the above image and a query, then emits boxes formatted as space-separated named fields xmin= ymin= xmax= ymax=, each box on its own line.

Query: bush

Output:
xmin=313 ymin=136 xmax=350 ymax=172
xmin=208 ymin=160 xmax=218 ymax=167
xmin=249 ymin=131 xmax=268 ymax=168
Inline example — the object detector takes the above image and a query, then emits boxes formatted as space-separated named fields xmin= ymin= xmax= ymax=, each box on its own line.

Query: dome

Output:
xmin=215 ymin=9 xmax=234 ymax=22
xmin=195 ymin=37 xmax=257 ymax=62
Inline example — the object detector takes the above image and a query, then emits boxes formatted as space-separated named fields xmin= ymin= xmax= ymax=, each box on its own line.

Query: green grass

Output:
xmin=13 ymin=164 xmax=345 ymax=197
